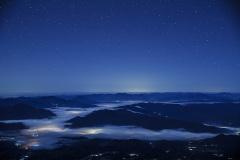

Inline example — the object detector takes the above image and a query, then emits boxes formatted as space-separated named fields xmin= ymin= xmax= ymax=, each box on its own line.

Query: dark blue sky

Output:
xmin=0 ymin=0 xmax=240 ymax=93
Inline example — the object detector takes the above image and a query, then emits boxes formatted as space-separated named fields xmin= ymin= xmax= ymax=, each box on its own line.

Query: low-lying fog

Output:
xmin=0 ymin=101 xmax=237 ymax=149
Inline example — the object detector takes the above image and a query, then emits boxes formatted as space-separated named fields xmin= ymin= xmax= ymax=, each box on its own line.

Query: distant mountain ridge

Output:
xmin=1 ymin=92 xmax=239 ymax=108
xmin=73 ymin=95 xmax=98 ymax=104
xmin=72 ymin=92 xmax=240 ymax=103
xmin=0 ymin=96 xmax=97 ymax=108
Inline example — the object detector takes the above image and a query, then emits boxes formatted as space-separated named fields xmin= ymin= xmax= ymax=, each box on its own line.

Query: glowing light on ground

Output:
xmin=79 ymin=129 xmax=104 ymax=135
xmin=27 ymin=125 xmax=65 ymax=132
xmin=100 ymin=104 xmax=112 ymax=107
xmin=22 ymin=139 xmax=39 ymax=148
xmin=68 ymin=111 xmax=83 ymax=114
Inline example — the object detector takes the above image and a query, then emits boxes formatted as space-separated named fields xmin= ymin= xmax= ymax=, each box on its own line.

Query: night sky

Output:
xmin=0 ymin=0 xmax=240 ymax=94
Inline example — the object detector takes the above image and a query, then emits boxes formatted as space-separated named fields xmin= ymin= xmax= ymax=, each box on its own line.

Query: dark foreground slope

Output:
xmin=66 ymin=109 xmax=226 ymax=133
xmin=0 ymin=141 xmax=26 ymax=160
xmin=0 ymin=103 xmax=56 ymax=120
xmin=118 ymin=103 xmax=240 ymax=126
xmin=26 ymin=134 xmax=240 ymax=160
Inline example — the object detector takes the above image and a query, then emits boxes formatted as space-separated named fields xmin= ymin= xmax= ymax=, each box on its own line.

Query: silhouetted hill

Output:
xmin=0 ymin=98 xmax=22 ymax=107
xmin=0 ymin=122 xmax=28 ymax=131
xmin=0 ymin=103 xmax=56 ymax=120
xmin=118 ymin=103 xmax=240 ymax=127
xmin=203 ymin=134 xmax=240 ymax=145
xmin=0 ymin=96 xmax=97 ymax=108
xmin=66 ymin=109 xmax=226 ymax=133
